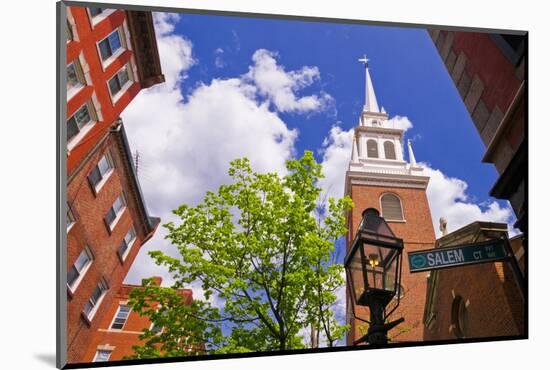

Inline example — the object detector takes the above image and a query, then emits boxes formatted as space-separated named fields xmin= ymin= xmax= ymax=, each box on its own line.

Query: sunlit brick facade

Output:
xmin=65 ymin=5 xmax=164 ymax=364
xmin=82 ymin=278 xmax=193 ymax=362
xmin=345 ymin=60 xmax=436 ymax=345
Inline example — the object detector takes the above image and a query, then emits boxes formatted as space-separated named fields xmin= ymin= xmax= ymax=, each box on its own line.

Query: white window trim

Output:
xmin=109 ymin=304 xmax=132 ymax=331
xmin=149 ymin=321 xmax=164 ymax=335
xmin=108 ymin=204 xmax=127 ymax=232
xmin=67 ymin=101 xmax=97 ymax=151
xmin=84 ymin=281 xmax=108 ymax=321
xmin=67 ymin=246 xmax=93 ymax=294
xmin=93 ymin=349 xmax=112 ymax=362
xmin=67 ymin=205 xmax=76 ymax=233
xmin=91 ymin=151 xmax=115 ymax=195
xmin=67 ymin=58 xmax=86 ymax=101
xmin=93 ymin=168 xmax=114 ymax=194
xmin=108 ymin=63 xmax=135 ymax=104
xmin=379 ymin=193 xmax=406 ymax=222
xmin=119 ymin=229 xmax=137 ymax=262
xmin=88 ymin=8 xmax=117 ymax=27
xmin=96 ymin=27 xmax=127 ymax=71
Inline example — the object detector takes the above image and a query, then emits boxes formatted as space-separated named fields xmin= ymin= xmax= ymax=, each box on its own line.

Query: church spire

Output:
xmin=408 ymin=139 xmax=417 ymax=166
xmin=358 ymin=55 xmax=380 ymax=113
xmin=351 ymin=135 xmax=359 ymax=162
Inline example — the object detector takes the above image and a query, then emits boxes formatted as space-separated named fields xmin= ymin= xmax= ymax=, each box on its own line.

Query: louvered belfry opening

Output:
xmin=384 ymin=141 xmax=396 ymax=160
xmin=367 ymin=139 xmax=378 ymax=158
xmin=381 ymin=193 xmax=403 ymax=220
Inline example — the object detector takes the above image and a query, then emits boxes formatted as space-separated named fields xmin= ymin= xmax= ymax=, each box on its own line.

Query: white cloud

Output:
xmin=423 ymin=164 xmax=518 ymax=237
xmin=317 ymin=125 xmax=354 ymax=201
xmin=214 ymin=47 xmax=225 ymax=69
xmin=122 ymin=16 xmax=339 ymax=286
xmin=245 ymin=49 xmax=334 ymax=113
xmin=318 ymin=124 xmax=518 ymax=241
xmin=386 ymin=115 xmax=413 ymax=132
xmin=152 ymin=13 xmax=195 ymax=90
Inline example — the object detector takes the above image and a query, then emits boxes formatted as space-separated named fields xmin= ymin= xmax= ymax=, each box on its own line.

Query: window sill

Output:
xmin=101 ymin=48 xmax=125 ymax=71
xmin=110 ymin=80 xmax=134 ymax=105
xmin=386 ymin=219 xmax=406 ymax=223
xmin=67 ymin=84 xmax=85 ymax=101
xmin=67 ymin=221 xmax=75 ymax=234
xmin=81 ymin=293 xmax=107 ymax=325
xmin=117 ymin=238 xmax=136 ymax=264
xmin=66 ymin=261 xmax=92 ymax=296
xmin=92 ymin=169 xmax=114 ymax=196
xmin=107 ymin=207 xmax=127 ymax=234
xmin=67 ymin=121 xmax=96 ymax=152
xmin=90 ymin=9 xmax=117 ymax=27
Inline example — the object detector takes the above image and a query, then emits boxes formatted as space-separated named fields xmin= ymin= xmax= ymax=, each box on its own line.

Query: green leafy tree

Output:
xmin=124 ymin=278 xmax=226 ymax=359
xmin=129 ymin=151 xmax=353 ymax=354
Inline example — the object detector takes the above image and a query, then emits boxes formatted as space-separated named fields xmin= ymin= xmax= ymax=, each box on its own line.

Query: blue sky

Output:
xmin=173 ymin=13 xmax=499 ymax=205
xmin=121 ymin=11 xmax=517 ymax=342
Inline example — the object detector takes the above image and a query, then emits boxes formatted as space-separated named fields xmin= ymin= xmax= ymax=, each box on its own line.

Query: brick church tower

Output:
xmin=346 ymin=57 xmax=436 ymax=344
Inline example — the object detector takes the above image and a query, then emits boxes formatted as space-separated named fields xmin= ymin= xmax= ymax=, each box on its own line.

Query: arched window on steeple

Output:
xmin=384 ymin=141 xmax=396 ymax=160
xmin=367 ymin=139 xmax=378 ymax=158
xmin=380 ymin=193 xmax=404 ymax=221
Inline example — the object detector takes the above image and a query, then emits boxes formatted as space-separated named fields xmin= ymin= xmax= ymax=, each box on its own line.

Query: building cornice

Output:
xmin=110 ymin=120 xmax=160 ymax=236
xmin=355 ymin=125 xmax=404 ymax=138
xmin=345 ymin=170 xmax=430 ymax=195
xmin=126 ymin=10 xmax=165 ymax=89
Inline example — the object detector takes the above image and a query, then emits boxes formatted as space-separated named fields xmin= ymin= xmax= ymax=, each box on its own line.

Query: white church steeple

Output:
xmin=347 ymin=56 xmax=427 ymax=183
xmin=358 ymin=55 xmax=380 ymax=113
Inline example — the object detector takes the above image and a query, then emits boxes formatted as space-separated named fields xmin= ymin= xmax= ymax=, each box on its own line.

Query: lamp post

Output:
xmin=344 ymin=208 xmax=405 ymax=345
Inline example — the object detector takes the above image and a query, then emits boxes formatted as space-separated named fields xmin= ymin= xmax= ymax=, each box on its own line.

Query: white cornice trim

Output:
xmin=355 ymin=125 xmax=404 ymax=137
xmin=345 ymin=170 xmax=430 ymax=194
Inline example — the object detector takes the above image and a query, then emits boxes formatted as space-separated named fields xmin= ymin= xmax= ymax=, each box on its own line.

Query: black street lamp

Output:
xmin=344 ymin=208 xmax=405 ymax=345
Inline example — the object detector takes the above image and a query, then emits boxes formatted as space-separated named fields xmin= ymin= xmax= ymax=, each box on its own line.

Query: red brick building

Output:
xmin=66 ymin=120 xmax=160 ymax=363
xmin=423 ymin=222 xmax=525 ymax=341
xmin=65 ymin=5 xmax=165 ymax=364
xmin=345 ymin=59 xmax=436 ymax=344
xmin=66 ymin=5 xmax=164 ymax=176
xmin=81 ymin=277 xmax=193 ymax=362
xmin=427 ymin=29 xmax=527 ymax=242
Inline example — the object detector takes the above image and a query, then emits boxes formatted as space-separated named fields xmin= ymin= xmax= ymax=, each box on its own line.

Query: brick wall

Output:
xmin=66 ymin=133 xmax=155 ymax=363
xmin=81 ymin=282 xmax=193 ymax=362
xmin=347 ymin=184 xmax=436 ymax=344
xmin=66 ymin=6 xmax=141 ymax=176
xmin=423 ymin=227 xmax=525 ymax=341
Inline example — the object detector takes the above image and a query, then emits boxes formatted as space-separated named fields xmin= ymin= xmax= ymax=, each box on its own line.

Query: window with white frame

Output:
xmin=98 ymin=28 xmax=124 ymax=63
xmin=83 ymin=278 xmax=109 ymax=320
xmin=380 ymin=193 xmax=404 ymax=221
xmin=110 ymin=304 xmax=131 ymax=330
xmin=118 ymin=226 xmax=136 ymax=261
xmin=383 ymin=141 xmax=396 ymax=160
xmin=66 ymin=20 xmax=73 ymax=41
xmin=150 ymin=309 xmax=167 ymax=335
xmin=67 ymin=246 xmax=93 ymax=292
xmin=93 ymin=349 xmax=111 ymax=362
xmin=67 ymin=203 xmax=76 ymax=231
xmin=89 ymin=8 xmax=106 ymax=17
xmin=67 ymin=59 xmax=86 ymax=99
xmin=108 ymin=64 xmax=133 ymax=101
xmin=67 ymin=102 xmax=95 ymax=146
xmin=88 ymin=152 xmax=114 ymax=191
xmin=367 ymin=139 xmax=379 ymax=158
xmin=105 ymin=193 xmax=126 ymax=230
xmin=88 ymin=7 xmax=116 ymax=27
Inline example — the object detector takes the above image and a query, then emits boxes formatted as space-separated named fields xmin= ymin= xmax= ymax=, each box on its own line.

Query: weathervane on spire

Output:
xmin=358 ymin=54 xmax=369 ymax=68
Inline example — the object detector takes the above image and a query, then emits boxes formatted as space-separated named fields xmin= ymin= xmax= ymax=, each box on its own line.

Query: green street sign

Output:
xmin=407 ymin=239 xmax=508 ymax=273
